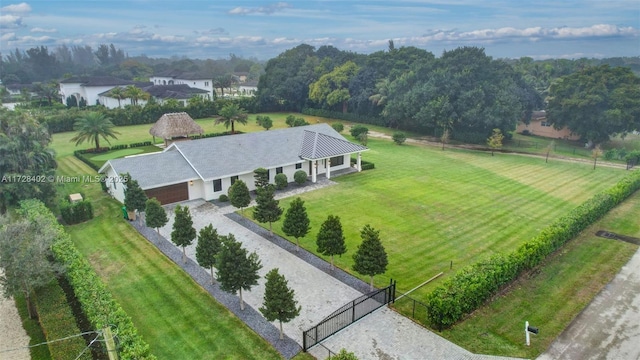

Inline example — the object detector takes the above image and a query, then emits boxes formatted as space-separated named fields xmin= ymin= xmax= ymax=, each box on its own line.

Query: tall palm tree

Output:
xmin=124 ymin=85 xmax=150 ymax=106
xmin=215 ymin=103 xmax=248 ymax=134
xmin=108 ymin=86 xmax=126 ymax=108
xmin=70 ymin=112 xmax=120 ymax=151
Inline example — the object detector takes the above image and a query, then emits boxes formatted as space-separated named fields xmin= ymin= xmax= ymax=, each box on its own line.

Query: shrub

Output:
xmin=521 ymin=129 xmax=531 ymax=135
xmin=294 ymin=170 xmax=308 ymax=185
xmin=60 ymin=200 xmax=94 ymax=225
xmin=425 ymin=170 xmax=640 ymax=330
xmin=275 ymin=173 xmax=288 ymax=190
xmin=218 ymin=194 xmax=229 ymax=202
xmin=350 ymin=158 xmax=375 ymax=171
xmin=350 ymin=124 xmax=369 ymax=138
xmin=604 ymin=149 xmax=618 ymax=160
xmin=392 ymin=132 xmax=407 ymax=145
xmin=332 ymin=123 xmax=344 ymax=133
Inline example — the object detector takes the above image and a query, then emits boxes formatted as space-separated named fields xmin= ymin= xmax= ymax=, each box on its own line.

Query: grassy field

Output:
xmin=439 ymin=190 xmax=640 ymax=358
xmin=82 ymin=145 xmax=161 ymax=169
xmin=56 ymin=156 xmax=282 ymax=359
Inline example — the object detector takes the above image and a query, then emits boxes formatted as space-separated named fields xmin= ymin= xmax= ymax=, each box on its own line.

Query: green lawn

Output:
xmin=439 ymin=190 xmax=640 ymax=358
xmin=82 ymin=145 xmax=162 ymax=169
xmin=261 ymin=139 xmax=629 ymax=299
xmin=56 ymin=156 xmax=282 ymax=359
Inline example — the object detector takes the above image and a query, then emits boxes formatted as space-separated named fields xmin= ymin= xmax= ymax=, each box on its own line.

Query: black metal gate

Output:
xmin=303 ymin=279 xmax=396 ymax=351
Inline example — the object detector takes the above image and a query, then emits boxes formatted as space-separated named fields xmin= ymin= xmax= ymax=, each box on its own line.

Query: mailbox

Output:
xmin=527 ymin=326 xmax=539 ymax=335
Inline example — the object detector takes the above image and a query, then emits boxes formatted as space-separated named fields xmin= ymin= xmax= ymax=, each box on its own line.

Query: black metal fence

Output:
xmin=303 ymin=279 xmax=396 ymax=352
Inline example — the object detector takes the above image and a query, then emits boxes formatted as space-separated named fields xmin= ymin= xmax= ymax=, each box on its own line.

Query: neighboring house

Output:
xmin=149 ymin=112 xmax=204 ymax=146
xmin=59 ymin=76 xmax=138 ymax=106
xmin=5 ymin=83 xmax=39 ymax=97
xmin=98 ymin=84 xmax=209 ymax=108
xmin=515 ymin=110 xmax=580 ymax=140
xmin=238 ymin=80 xmax=258 ymax=97
xmin=99 ymin=124 xmax=368 ymax=205
xmin=150 ymin=70 xmax=214 ymax=99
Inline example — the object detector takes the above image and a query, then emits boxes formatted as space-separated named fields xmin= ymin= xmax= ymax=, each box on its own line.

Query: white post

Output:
xmin=326 ymin=159 xmax=331 ymax=179
xmin=525 ymin=321 xmax=530 ymax=346
xmin=357 ymin=152 xmax=362 ymax=172
xmin=312 ymin=161 xmax=317 ymax=183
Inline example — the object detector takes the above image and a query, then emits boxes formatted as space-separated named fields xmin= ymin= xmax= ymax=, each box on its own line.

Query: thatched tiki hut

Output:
xmin=150 ymin=112 xmax=204 ymax=146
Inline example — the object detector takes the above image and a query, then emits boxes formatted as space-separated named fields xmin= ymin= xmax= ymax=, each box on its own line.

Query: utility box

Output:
xmin=69 ymin=193 xmax=83 ymax=203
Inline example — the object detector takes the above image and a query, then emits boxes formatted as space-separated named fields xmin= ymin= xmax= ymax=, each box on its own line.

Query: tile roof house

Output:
xmin=515 ymin=110 xmax=580 ymax=140
xmin=99 ymin=124 xmax=368 ymax=205
xmin=97 ymin=84 xmax=210 ymax=108
xmin=150 ymin=70 xmax=214 ymax=99
xmin=59 ymin=76 xmax=143 ymax=106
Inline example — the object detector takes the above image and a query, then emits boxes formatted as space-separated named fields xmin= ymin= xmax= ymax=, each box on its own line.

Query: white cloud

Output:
xmin=229 ymin=2 xmax=292 ymax=15
xmin=1 ymin=32 xmax=16 ymax=41
xmin=0 ymin=14 xmax=24 ymax=28
xmin=31 ymin=27 xmax=57 ymax=33
xmin=1 ymin=2 xmax=32 ymax=13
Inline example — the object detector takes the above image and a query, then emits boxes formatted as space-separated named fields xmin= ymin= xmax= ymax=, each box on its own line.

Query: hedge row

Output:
xmin=19 ymin=199 xmax=156 ymax=360
xmin=425 ymin=170 xmax=640 ymax=330
xmin=60 ymin=200 xmax=93 ymax=225
xmin=302 ymin=108 xmax=386 ymax=127
xmin=350 ymin=157 xmax=375 ymax=170
xmin=73 ymin=141 xmax=154 ymax=171
xmin=34 ymin=280 xmax=91 ymax=360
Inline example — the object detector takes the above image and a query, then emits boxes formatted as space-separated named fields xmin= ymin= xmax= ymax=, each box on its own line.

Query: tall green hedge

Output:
xmin=34 ymin=280 xmax=91 ymax=360
xmin=425 ymin=170 xmax=640 ymax=330
xmin=19 ymin=199 xmax=156 ymax=360
xmin=302 ymin=108 xmax=386 ymax=126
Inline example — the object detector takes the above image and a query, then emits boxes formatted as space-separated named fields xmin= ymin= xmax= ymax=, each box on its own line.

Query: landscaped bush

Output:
xmin=425 ymin=170 xmax=640 ymax=330
xmin=604 ymin=149 xmax=618 ymax=160
xmin=275 ymin=173 xmax=288 ymax=190
xmin=60 ymin=200 xmax=94 ymax=225
xmin=34 ymin=280 xmax=91 ymax=360
xmin=294 ymin=170 xmax=308 ymax=185
xmin=392 ymin=132 xmax=407 ymax=145
xmin=350 ymin=158 xmax=375 ymax=170
xmin=218 ymin=194 xmax=229 ymax=202
xmin=350 ymin=124 xmax=369 ymax=138
xmin=19 ymin=199 xmax=156 ymax=360
xmin=73 ymin=150 xmax=101 ymax=171
xmin=332 ymin=123 xmax=344 ymax=133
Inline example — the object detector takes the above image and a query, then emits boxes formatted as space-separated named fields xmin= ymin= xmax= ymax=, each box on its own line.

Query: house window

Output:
xmin=295 ymin=163 xmax=302 ymax=169
xmin=112 ymin=179 xmax=116 ymax=190
xmin=231 ymin=176 xmax=238 ymax=185
xmin=330 ymin=156 xmax=344 ymax=167
xmin=205 ymin=81 xmax=209 ymax=87
xmin=213 ymin=179 xmax=222 ymax=192
xmin=541 ymin=121 xmax=551 ymax=127
xmin=276 ymin=167 xmax=283 ymax=174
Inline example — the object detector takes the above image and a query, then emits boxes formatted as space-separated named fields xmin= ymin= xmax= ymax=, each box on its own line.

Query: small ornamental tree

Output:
xmin=316 ymin=215 xmax=347 ymax=270
xmin=256 ymin=115 xmax=273 ymax=130
xmin=145 ymin=198 xmax=168 ymax=233
xmin=253 ymin=185 xmax=282 ymax=235
xmin=332 ymin=123 xmax=344 ymax=133
xmin=274 ymin=173 xmax=288 ymax=190
xmin=254 ymin=167 xmax=270 ymax=189
xmin=171 ymin=205 xmax=196 ymax=263
xmin=487 ymin=128 xmax=504 ymax=156
xmin=392 ymin=132 xmax=406 ymax=145
xmin=259 ymin=268 xmax=301 ymax=340
xmin=352 ymin=224 xmax=388 ymax=290
xmin=123 ymin=173 xmax=148 ymax=221
xmin=228 ymin=179 xmax=251 ymax=214
xmin=216 ymin=234 xmax=262 ymax=310
xmin=282 ymin=198 xmax=311 ymax=251
xmin=195 ymin=224 xmax=222 ymax=283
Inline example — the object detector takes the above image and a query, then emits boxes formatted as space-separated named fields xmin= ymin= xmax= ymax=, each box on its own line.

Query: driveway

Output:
xmin=537 ymin=246 xmax=640 ymax=360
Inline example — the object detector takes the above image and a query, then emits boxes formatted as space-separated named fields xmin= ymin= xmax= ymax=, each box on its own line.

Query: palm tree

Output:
xmin=70 ymin=112 xmax=120 ymax=151
xmin=108 ymin=86 xmax=126 ymax=108
xmin=124 ymin=85 xmax=150 ymax=106
xmin=215 ymin=103 xmax=248 ymax=134
xmin=213 ymin=74 xmax=234 ymax=97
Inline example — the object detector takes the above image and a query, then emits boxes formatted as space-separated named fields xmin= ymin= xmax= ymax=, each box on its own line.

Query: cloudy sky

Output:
xmin=1 ymin=1 xmax=638 ymax=60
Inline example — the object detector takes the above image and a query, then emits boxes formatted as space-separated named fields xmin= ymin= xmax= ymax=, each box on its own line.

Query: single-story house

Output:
xmin=98 ymin=84 xmax=210 ymax=108
xmin=99 ymin=124 xmax=368 ymax=205
xmin=515 ymin=110 xmax=580 ymax=140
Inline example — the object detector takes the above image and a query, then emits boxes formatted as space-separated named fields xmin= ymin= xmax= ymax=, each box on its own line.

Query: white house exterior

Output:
xmin=59 ymin=76 xmax=137 ymax=106
xmin=98 ymin=84 xmax=210 ymax=108
xmin=99 ymin=124 xmax=368 ymax=205
xmin=150 ymin=70 xmax=214 ymax=99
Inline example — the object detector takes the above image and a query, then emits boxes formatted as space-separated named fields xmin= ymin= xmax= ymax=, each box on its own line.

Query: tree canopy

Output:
xmin=228 ymin=179 xmax=251 ymax=213
xmin=171 ymin=205 xmax=196 ymax=263
xmin=216 ymin=234 xmax=262 ymax=310
xmin=259 ymin=268 xmax=301 ymax=340
xmin=253 ymin=185 xmax=283 ymax=234
xmin=216 ymin=103 xmax=248 ymax=134
xmin=547 ymin=65 xmax=640 ymax=145
xmin=352 ymin=224 xmax=388 ymax=290
xmin=195 ymin=224 xmax=222 ymax=283
xmin=70 ymin=111 xmax=120 ymax=150
xmin=282 ymin=197 xmax=311 ymax=251
xmin=316 ymin=215 xmax=347 ymax=270
xmin=145 ymin=198 xmax=168 ymax=233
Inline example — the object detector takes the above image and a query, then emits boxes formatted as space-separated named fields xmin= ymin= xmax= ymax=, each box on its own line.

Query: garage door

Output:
xmin=145 ymin=183 xmax=188 ymax=205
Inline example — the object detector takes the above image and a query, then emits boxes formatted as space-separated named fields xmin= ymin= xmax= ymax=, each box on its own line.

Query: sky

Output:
xmin=1 ymin=1 xmax=639 ymax=61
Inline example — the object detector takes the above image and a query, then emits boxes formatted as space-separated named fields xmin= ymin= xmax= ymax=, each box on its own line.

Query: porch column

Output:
xmin=312 ymin=161 xmax=317 ymax=183
xmin=357 ymin=152 xmax=362 ymax=172
xmin=326 ymin=158 xmax=331 ymax=180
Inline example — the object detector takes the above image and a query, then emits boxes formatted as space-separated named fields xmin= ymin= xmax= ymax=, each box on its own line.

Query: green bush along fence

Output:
xmin=34 ymin=280 xmax=91 ymax=360
xmin=19 ymin=199 xmax=156 ymax=360
xmin=424 ymin=170 xmax=640 ymax=330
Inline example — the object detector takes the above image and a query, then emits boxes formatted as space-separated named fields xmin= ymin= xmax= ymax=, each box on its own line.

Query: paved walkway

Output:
xmin=136 ymin=179 xmax=523 ymax=360
xmin=0 ymin=269 xmax=30 ymax=360
xmin=537 ymin=244 xmax=640 ymax=360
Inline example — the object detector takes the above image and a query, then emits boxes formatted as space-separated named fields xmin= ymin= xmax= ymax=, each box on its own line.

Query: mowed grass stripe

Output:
xmin=263 ymin=138 xmax=627 ymax=299
xmin=58 ymin=157 xmax=281 ymax=359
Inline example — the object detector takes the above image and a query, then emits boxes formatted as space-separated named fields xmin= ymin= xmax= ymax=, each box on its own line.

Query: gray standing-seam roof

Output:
xmin=103 ymin=151 xmax=199 ymax=189
xmin=100 ymin=123 xmax=367 ymax=188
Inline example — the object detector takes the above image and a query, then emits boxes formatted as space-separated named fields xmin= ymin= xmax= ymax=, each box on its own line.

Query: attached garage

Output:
xmin=145 ymin=182 xmax=188 ymax=205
